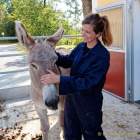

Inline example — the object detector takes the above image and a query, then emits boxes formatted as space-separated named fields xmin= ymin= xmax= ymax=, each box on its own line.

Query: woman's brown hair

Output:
xmin=82 ymin=13 xmax=113 ymax=46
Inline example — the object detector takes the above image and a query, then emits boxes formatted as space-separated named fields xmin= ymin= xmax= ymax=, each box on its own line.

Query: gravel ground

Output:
xmin=102 ymin=93 xmax=140 ymax=140
xmin=0 ymin=92 xmax=140 ymax=140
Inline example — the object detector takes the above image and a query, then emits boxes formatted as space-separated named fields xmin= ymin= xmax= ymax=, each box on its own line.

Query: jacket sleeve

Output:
xmin=55 ymin=45 xmax=80 ymax=68
xmin=59 ymin=53 xmax=110 ymax=95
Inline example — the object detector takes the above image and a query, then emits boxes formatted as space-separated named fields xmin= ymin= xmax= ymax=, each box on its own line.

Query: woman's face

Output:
xmin=81 ymin=24 xmax=98 ymax=44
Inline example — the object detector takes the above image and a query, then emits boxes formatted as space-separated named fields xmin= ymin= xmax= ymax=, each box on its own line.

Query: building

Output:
xmin=93 ymin=0 xmax=140 ymax=102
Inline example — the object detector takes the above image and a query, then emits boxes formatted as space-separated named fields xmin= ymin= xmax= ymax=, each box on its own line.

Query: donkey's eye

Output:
xmin=31 ymin=63 xmax=38 ymax=70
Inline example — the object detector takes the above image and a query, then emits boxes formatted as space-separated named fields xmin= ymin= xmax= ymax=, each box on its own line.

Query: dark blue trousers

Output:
xmin=64 ymin=95 xmax=106 ymax=140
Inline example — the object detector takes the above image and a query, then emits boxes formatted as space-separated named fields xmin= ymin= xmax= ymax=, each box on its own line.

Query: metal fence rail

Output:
xmin=0 ymin=34 xmax=82 ymax=41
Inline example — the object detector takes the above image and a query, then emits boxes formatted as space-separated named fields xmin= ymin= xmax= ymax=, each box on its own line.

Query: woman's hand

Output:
xmin=40 ymin=70 xmax=60 ymax=85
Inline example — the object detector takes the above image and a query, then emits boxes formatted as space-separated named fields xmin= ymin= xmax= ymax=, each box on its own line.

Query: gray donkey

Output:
xmin=15 ymin=21 xmax=65 ymax=140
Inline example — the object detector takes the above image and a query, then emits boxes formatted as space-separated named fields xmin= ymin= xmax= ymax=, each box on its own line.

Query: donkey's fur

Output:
xmin=15 ymin=21 xmax=65 ymax=140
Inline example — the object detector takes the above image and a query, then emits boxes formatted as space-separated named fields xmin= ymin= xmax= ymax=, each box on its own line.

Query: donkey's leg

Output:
xmin=35 ymin=105 xmax=49 ymax=140
xmin=59 ymin=96 xmax=65 ymax=139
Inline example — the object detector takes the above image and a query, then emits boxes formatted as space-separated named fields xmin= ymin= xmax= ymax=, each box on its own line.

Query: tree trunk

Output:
xmin=81 ymin=0 xmax=92 ymax=17
xmin=44 ymin=0 xmax=46 ymax=7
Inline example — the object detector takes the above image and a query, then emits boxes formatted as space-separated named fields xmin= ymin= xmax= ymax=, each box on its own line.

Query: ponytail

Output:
xmin=101 ymin=16 xmax=113 ymax=46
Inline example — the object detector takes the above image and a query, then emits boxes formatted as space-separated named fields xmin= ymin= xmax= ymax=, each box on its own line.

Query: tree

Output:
xmin=0 ymin=0 xmax=13 ymax=13
xmin=64 ymin=0 xmax=82 ymax=32
xmin=0 ymin=2 xmax=15 ymax=36
xmin=12 ymin=0 xmax=72 ymax=35
xmin=0 ymin=0 xmax=16 ymax=36
xmin=81 ymin=0 xmax=92 ymax=17
xmin=0 ymin=4 xmax=6 ymax=35
xmin=0 ymin=0 xmax=80 ymax=36
xmin=44 ymin=0 xmax=46 ymax=7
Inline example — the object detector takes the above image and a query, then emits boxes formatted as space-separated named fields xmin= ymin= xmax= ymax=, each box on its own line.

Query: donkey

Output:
xmin=15 ymin=21 xmax=65 ymax=140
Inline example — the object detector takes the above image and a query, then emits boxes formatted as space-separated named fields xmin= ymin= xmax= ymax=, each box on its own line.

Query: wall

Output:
xmin=133 ymin=0 xmax=140 ymax=101
xmin=96 ymin=0 xmax=121 ymax=7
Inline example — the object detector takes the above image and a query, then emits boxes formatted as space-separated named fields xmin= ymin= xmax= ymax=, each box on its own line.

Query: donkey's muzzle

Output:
xmin=45 ymin=97 xmax=59 ymax=110
xmin=42 ymin=84 xmax=59 ymax=110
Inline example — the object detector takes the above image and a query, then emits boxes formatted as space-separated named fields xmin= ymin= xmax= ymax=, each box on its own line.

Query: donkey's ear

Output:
xmin=47 ymin=27 xmax=64 ymax=47
xmin=15 ymin=21 xmax=35 ymax=49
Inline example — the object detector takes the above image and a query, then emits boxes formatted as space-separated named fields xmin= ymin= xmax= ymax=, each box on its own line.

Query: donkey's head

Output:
xmin=15 ymin=21 xmax=64 ymax=110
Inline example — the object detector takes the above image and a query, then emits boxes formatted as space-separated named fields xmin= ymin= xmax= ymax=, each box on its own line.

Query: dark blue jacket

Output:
xmin=56 ymin=40 xmax=110 ymax=96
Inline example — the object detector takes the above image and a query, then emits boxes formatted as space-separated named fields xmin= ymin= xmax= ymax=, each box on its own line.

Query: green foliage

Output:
xmin=0 ymin=1 xmax=15 ymax=36
xmin=4 ymin=20 xmax=15 ymax=36
xmin=0 ymin=0 xmax=81 ymax=45
xmin=0 ymin=4 xmax=6 ymax=36
xmin=58 ymin=37 xmax=83 ymax=46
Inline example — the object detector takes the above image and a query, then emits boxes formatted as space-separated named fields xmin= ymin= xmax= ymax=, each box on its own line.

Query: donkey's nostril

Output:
xmin=45 ymin=97 xmax=59 ymax=110
xmin=31 ymin=63 xmax=38 ymax=69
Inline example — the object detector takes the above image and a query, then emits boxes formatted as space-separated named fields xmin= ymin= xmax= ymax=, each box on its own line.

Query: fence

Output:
xmin=0 ymin=35 xmax=82 ymax=40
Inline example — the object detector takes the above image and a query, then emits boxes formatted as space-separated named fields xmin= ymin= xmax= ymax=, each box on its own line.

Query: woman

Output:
xmin=41 ymin=13 xmax=113 ymax=140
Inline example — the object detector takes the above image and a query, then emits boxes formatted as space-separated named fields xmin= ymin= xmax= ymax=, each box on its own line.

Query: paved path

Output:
xmin=0 ymin=44 xmax=30 ymax=100
xmin=0 ymin=44 xmax=29 ymax=88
